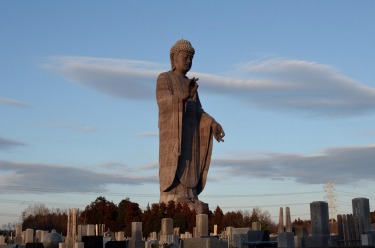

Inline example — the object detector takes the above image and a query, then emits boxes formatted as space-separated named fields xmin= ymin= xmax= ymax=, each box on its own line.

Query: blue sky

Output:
xmin=1 ymin=1 xmax=375 ymax=227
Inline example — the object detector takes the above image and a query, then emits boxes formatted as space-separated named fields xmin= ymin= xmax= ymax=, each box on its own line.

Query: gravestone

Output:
xmin=277 ymin=232 xmax=294 ymax=248
xmin=352 ymin=197 xmax=371 ymax=234
xmin=361 ymin=233 xmax=375 ymax=246
xmin=337 ymin=214 xmax=344 ymax=244
xmin=81 ymin=236 xmax=103 ymax=248
xmin=180 ymin=237 xmax=220 ymax=248
xmin=149 ymin=232 xmax=157 ymax=241
xmin=116 ymin=232 xmax=125 ymax=241
xmin=74 ymin=242 xmax=83 ymax=248
xmin=128 ymin=222 xmax=144 ymax=248
xmin=160 ymin=218 xmax=174 ymax=244
xmin=252 ymin=222 xmax=261 ymax=231
xmin=292 ymin=227 xmax=308 ymax=237
xmin=294 ymin=236 xmax=305 ymax=248
xmin=248 ymin=230 xmax=270 ymax=243
xmin=86 ymin=225 xmax=95 ymax=236
xmin=25 ymin=243 xmax=43 ymax=248
xmin=25 ymin=229 xmax=34 ymax=244
xmin=308 ymin=201 xmax=330 ymax=247
xmin=232 ymin=234 xmax=248 ymax=248
xmin=160 ymin=218 xmax=173 ymax=235
xmin=42 ymin=230 xmax=63 ymax=248
xmin=40 ymin=231 xmax=48 ymax=244
xmin=292 ymin=226 xmax=308 ymax=248
xmin=184 ymin=232 xmax=192 ymax=239
xmin=0 ymin=236 xmax=5 ymax=244
xmin=15 ymin=224 xmax=23 ymax=244
xmin=35 ymin=230 xmax=42 ymax=243
xmin=229 ymin=228 xmax=250 ymax=248
xmin=196 ymin=214 xmax=208 ymax=237
xmin=310 ymin=201 xmax=329 ymax=236
xmin=105 ymin=241 xmax=127 ymax=248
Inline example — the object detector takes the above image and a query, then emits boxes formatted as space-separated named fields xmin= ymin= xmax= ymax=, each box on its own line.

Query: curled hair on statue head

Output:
xmin=170 ymin=39 xmax=195 ymax=70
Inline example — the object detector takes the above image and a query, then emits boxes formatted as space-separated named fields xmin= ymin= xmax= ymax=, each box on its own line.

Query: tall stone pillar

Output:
xmin=278 ymin=207 xmax=284 ymax=233
xmin=285 ymin=207 xmax=292 ymax=232
xmin=196 ymin=214 xmax=208 ymax=237
xmin=161 ymin=218 xmax=173 ymax=235
xmin=308 ymin=201 xmax=330 ymax=247
xmin=310 ymin=201 xmax=329 ymax=236
xmin=129 ymin=222 xmax=144 ymax=248
xmin=15 ymin=224 xmax=22 ymax=244
xmin=352 ymin=197 xmax=371 ymax=234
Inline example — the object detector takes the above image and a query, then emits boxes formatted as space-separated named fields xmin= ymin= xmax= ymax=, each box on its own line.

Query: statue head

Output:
xmin=170 ymin=39 xmax=195 ymax=71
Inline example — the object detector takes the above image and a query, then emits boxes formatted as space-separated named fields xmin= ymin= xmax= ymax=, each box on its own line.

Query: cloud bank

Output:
xmin=0 ymin=160 xmax=157 ymax=194
xmin=1 ymin=144 xmax=373 ymax=194
xmin=46 ymin=56 xmax=375 ymax=116
xmin=212 ymin=144 xmax=375 ymax=185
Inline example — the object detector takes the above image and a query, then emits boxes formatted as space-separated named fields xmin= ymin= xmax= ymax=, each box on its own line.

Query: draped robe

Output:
xmin=156 ymin=71 xmax=214 ymax=201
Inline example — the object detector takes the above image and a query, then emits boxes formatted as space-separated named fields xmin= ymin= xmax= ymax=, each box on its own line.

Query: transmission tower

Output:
xmin=324 ymin=182 xmax=338 ymax=227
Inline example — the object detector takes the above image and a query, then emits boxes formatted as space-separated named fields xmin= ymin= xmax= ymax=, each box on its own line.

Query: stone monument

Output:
xmin=352 ymin=197 xmax=371 ymax=234
xmin=305 ymin=201 xmax=330 ymax=247
xmin=42 ymin=230 xmax=63 ymax=248
xmin=156 ymin=39 xmax=225 ymax=213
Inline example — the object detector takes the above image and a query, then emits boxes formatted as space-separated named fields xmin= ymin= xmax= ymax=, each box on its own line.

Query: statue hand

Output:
xmin=183 ymin=77 xmax=199 ymax=100
xmin=212 ymin=121 xmax=225 ymax=142
xmin=189 ymin=77 xmax=199 ymax=97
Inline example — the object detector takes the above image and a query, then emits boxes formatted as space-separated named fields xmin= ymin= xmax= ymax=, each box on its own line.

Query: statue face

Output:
xmin=174 ymin=50 xmax=194 ymax=74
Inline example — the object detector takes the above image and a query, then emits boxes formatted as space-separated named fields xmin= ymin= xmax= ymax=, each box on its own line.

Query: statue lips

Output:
xmin=185 ymin=63 xmax=191 ymax=70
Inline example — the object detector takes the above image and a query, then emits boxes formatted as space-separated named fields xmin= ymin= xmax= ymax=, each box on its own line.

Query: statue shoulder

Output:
xmin=157 ymin=71 xmax=172 ymax=80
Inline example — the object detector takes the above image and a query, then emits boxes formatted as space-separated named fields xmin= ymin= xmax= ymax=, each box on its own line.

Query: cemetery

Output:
xmin=0 ymin=197 xmax=374 ymax=248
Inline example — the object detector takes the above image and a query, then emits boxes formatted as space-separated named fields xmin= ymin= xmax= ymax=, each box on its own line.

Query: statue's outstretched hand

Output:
xmin=212 ymin=121 xmax=225 ymax=142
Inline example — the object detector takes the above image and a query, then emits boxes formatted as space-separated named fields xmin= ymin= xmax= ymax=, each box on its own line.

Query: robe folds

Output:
xmin=156 ymin=71 xmax=214 ymax=196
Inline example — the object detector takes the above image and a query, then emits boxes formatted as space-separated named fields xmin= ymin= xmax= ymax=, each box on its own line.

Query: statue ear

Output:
xmin=170 ymin=53 xmax=175 ymax=71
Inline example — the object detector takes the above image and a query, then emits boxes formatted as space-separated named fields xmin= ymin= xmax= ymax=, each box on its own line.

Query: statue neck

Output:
xmin=172 ymin=70 xmax=187 ymax=78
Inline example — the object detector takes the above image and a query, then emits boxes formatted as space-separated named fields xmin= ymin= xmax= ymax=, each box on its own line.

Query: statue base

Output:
xmin=176 ymin=198 xmax=209 ymax=214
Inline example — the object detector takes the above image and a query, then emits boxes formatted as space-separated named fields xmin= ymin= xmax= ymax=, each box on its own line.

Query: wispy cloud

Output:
xmin=212 ymin=144 xmax=375 ymax=185
xmin=45 ymin=56 xmax=163 ymax=100
xmin=136 ymin=132 xmax=158 ymax=137
xmin=0 ymin=97 xmax=30 ymax=107
xmin=0 ymin=160 xmax=158 ymax=194
xmin=98 ymin=162 xmax=128 ymax=169
xmin=45 ymin=56 xmax=375 ymax=116
xmin=0 ymin=137 xmax=27 ymax=151
xmin=138 ymin=162 xmax=159 ymax=171
xmin=42 ymin=120 xmax=97 ymax=133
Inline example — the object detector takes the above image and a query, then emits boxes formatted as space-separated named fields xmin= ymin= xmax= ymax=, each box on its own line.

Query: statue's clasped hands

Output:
xmin=183 ymin=77 xmax=199 ymax=101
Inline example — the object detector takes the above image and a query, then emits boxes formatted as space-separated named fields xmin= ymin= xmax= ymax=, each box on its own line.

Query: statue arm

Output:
xmin=196 ymin=92 xmax=225 ymax=142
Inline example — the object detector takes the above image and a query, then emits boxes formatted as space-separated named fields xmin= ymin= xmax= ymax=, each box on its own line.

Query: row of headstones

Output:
xmin=276 ymin=198 xmax=375 ymax=248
